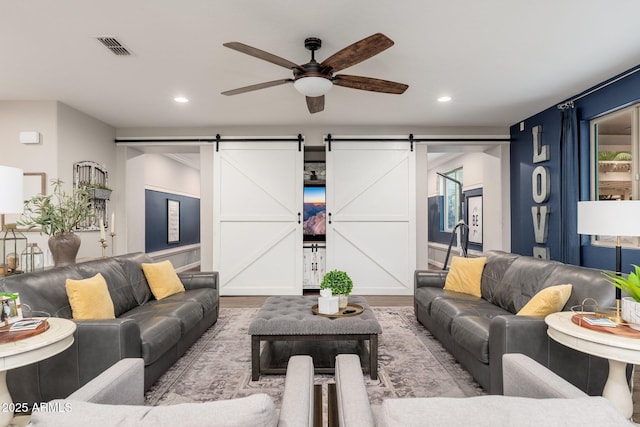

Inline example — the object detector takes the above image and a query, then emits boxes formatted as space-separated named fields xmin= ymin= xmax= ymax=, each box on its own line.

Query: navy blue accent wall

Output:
xmin=428 ymin=188 xmax=483 ymax=252
xmin=428 ymin=195 xmax=448 ymax=245
xmin=510 ymin=65 xmax=640 ymax=270
xmin=145 ymin=189 xmax=200 ymax=252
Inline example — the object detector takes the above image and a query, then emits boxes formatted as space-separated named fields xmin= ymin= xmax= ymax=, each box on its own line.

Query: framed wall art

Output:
xmin=467 ymin=195 xmax=483 ymax=244
xmin=167 ymin=199 xmax=180 ymax=243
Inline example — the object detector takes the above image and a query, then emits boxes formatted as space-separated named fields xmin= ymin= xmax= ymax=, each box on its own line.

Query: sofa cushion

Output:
xmin=517 ymin=284 xmax=573 ymax=317
xmin=124 ymin=300 xmax=203 ymax=334
xmin=429 ymin=294 xmax=483 ymax=332
xmin=65 ymin=273 xmax=115 ymax=320
xmin=29 ymin=394 xmax=277 ymax=427
xmin=450 ymin=316 xmax=491 ymax=363
xmin=480 ymin=251 xmax=519 ymax=303
xmin=114 ymin=252 xmax=154 ymax=305
xmin=414 ymin=286 xmax=446 ymax=315
xmin=543 ymin=264 xmax=615 ymax=310
xmin=76 ymin=258 xmax=139 ymax=316
xmin=161 ymin=288 xmax=219 ymax=315
xmin=379 ymin=396 xmax=629 ymax=427
xmin=141 ymin=260 xmax=185 ymax=300
xmin=489 ymin=256 xmax=559 ymax=313
xmin=125 ymin=315 xmax=181 ymax=365
xmin=444 ymin=256 xmax=487 ymax=297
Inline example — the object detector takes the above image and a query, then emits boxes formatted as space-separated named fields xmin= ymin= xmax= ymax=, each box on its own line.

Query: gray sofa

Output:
xmin=27 ymin=355 xmax=316 ymax=427
xmin=334 ymin=353 xmax=632 ymax=426
xmin=414 ymin=250 xmax=620 ymax=394
xmin=0 ymin=252 xmax=218 ymax=406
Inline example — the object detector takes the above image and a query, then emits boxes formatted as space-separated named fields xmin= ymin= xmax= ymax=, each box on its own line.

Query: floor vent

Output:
xmin=96 ymin=36 xmax=132 ymax=56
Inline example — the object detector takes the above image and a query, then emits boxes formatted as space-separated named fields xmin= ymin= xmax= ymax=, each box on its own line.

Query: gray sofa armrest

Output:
xmin=488 ymin=315 xmax=549 ymax=394
xmin=502 ymin=354 xmax=587 ymax=398
xmin=75 ymin=318 xmax=142 ymax=385
xmin=414 ymin=270 xmax=447 ymax=290
xmin=335 ymin=354 xmax=375 ymax=427
xmin=67 ymin=358 xmax=145 ymax=405
xmin=278 ymin=355 xmax=314 ymax=426
xmin=178 ymin=271 xmax=218 ymax=291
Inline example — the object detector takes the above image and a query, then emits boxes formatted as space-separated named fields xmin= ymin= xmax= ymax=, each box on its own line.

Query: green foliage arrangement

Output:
xmin=17 ymin=179 xmax=95 ymax=236
xmin=604 ymin=265 xmax=640 ymax=302
xmin=320 ymin=269 xmax=353 ymax=296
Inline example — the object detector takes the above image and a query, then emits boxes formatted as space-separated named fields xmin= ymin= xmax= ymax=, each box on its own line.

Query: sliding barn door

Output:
xmin=326 ymin=141 xmax=415 ymax=295
xmin=213 ymin=141 xmax=303 ymax=295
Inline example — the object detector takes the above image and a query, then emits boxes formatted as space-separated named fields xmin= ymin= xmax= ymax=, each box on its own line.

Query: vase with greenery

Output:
xmin=17 ymin=179 xmax=94 ymax=267
xmin=604 ymin=265 xmax=640 ymax=329
xmin=321 ymin=269 xmax=353 ymax=308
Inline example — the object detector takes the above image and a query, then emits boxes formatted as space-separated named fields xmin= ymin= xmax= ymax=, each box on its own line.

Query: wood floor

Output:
xmin=220 ymin=294 xmax=414 ymax=309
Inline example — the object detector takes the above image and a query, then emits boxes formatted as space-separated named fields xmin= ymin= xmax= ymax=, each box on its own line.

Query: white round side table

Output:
xmin=546 ymin=311 xmax=640 ymax=419
xmin=0 ymin=318 xmax=76 ymax=427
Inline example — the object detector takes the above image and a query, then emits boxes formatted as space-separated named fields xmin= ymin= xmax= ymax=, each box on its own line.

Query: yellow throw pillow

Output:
xmin=66 ymin=273 xmax=115 ymax=320
xmin=141 ymin=260 xmax=185 ymax=300
xmin=443 ymin=256 xmax=487 ymax=297
xmin=517 ymin=284 xmax=573 ymax=317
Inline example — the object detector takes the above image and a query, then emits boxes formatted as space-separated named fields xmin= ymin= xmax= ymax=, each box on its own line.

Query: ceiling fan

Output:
xmin=221 ymin=33 xmax=409 ymax=114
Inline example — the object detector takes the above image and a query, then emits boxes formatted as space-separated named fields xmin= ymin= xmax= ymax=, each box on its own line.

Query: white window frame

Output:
xmin=441 ymin=167 xmax=463 ymax=232
xmin=589 ymin=103 xmax=640 ymax=248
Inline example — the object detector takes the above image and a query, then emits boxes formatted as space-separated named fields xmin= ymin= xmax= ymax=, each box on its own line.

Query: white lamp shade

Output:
xmin=293 ymin=76 xmax=333 ymax=97
xmin=0 ymin=166 xmax=24 ymax=214
xmin=577 ymin=200 xmax=640 ymax=237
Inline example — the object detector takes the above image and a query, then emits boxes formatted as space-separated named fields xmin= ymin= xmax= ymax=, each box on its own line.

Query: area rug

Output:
xmin=145 ymin=306 xmax=485 ymax=408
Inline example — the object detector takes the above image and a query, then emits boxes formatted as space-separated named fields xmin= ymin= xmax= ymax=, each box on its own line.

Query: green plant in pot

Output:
xmin=604 ymin=265 xmax=640 ymax=330
xmin=17 ymin=179 xmax=94 ymax=267
xmin=320 ymin=269 xmax=353 ymax=309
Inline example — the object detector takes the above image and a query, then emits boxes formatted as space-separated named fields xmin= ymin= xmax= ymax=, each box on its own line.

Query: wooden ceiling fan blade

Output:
xmin=306 ymin=96 xmax=325 ymax=114
xmin=221 ymin=79 xmax=292 ymax=96
xmin=333 ymin=75 xmax=408 ymax=94
xmin=223 ymin=42 xmax=299 ymax=70
xmin=320 ymin=33 xmax=394 ymax=73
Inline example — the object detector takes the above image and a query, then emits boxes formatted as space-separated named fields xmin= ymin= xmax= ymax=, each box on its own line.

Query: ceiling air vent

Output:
xmin=96 ymin=36 xmax=132 ymax=56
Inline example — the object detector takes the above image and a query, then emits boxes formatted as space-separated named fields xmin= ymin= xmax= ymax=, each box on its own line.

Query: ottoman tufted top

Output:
xmin=248 ymin=295 xmax=382 ymax=335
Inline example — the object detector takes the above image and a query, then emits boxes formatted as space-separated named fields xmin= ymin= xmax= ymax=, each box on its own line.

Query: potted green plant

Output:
xmin=604 ymin=265 xmax=640 ymax=329
xmin=320 ymin=269 xmax=353 ymax=309
xmin=17 ymin=179 xmax=95 ymax=267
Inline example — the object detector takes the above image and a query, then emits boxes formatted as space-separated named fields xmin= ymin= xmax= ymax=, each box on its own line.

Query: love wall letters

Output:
xmin=531 ymin=125 xmax=550 ymax=259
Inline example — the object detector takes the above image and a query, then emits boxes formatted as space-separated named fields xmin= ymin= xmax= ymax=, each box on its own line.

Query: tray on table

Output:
xmin=311 ymin=303 xmax=364 ymax=318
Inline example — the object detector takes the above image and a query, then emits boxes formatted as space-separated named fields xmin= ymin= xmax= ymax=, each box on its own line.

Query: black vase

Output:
xmin=48 ymin=232 xmax=81 ymax=267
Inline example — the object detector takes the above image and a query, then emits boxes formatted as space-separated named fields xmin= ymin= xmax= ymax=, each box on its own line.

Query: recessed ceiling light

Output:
xmin=438 ymin=96 xmax=452 ymax=103
xmin=174 ymin=97 xmax=189 ymax=103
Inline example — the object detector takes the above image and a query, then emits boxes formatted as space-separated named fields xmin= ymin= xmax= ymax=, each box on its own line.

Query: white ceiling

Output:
xmin=2 ymin=0 xmax=640 ymax=130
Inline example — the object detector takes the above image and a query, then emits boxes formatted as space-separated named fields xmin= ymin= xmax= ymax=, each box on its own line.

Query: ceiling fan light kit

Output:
xmin=294 ymin=76 xmax=333 ymax=97
xmin=222 ymin=33 xmax=408 ymax=114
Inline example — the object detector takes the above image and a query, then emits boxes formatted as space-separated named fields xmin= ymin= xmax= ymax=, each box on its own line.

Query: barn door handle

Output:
xmin=328 ymin=213 xmax=332 ymax=224
xmin=298 ymin=212 xmax=301 ymax=224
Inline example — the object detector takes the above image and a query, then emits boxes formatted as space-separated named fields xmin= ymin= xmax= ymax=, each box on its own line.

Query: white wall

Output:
xmin=143 ymin=153 xmax=200 ymax=197
xmin=0 ymin=101 xmax=116 ymax=264
xmin=426 ymin=145 xmax=509 ymax=266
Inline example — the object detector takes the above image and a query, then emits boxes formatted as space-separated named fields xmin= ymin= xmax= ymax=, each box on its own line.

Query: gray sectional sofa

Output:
xmin=28 ymin=356 xmax=316 ymax=427
xmin=334 ymin=353 xmax=631 ymax=426
xmin=414 ymin=250 xmax=621 ymax=394
xmin=0 ymin=252 xmax=218 ymax=406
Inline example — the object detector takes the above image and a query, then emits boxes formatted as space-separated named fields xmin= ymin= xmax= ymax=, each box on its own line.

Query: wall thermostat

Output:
xmin=19 ymin=131 xmax=40 ymax=144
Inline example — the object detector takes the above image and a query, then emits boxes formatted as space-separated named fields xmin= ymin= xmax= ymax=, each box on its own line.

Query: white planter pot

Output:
xmin=621 ymin=296 xmax=640 ymax=330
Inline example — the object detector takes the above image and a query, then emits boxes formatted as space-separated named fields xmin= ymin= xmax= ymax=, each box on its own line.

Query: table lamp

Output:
xmin=577 ymin=200 xmax=640 ymax=322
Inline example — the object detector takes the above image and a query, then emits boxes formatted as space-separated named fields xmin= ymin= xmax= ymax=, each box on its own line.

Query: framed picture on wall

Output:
xmin=167 ymin=199 xmax=180 ymax=243
xmin=467 ymin=195 xmax=483 ymax=244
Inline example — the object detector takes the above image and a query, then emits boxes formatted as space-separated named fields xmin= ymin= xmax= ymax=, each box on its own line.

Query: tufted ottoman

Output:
xmin=248 ymin=295 xmax=382 ymax=380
